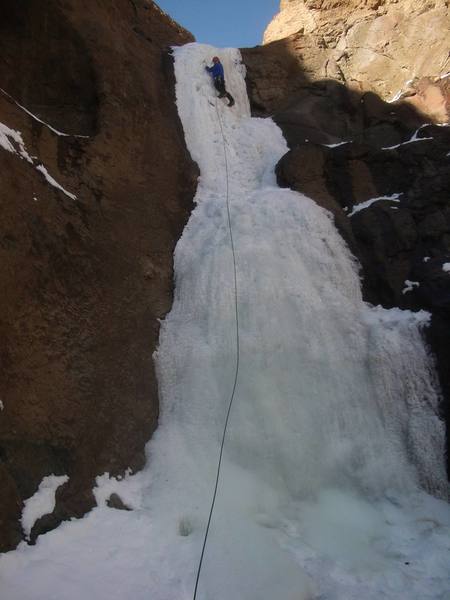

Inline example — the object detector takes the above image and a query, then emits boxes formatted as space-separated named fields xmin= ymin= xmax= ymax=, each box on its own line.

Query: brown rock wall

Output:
xmin=262 ymin=0 xmax=450 ymax=121
xmin=242 ymin=40 xmax=427 ymax=148
xmin=0 ymin=0 xmax=197 ymax=550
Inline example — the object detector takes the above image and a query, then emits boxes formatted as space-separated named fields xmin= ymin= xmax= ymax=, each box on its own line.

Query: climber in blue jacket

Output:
xmin=205 ymin=57 xmax=235 ymax=107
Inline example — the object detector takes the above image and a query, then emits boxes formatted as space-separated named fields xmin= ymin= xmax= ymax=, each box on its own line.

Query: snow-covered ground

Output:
xmin=0 ymin=43 xmax=449 ymax=600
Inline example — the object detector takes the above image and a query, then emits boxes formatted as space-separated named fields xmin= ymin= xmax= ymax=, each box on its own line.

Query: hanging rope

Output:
xmin=192 ymin=99 xmax=241 ymax=600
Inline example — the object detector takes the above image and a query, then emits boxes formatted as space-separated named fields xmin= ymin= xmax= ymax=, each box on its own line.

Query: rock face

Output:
xmin=0 ymin=0 xmax=197 ymax=551
xmin=262 ymin=0 xmax=450 ymax=120
xmin=243 ymin=41 xmax=432 ymax=148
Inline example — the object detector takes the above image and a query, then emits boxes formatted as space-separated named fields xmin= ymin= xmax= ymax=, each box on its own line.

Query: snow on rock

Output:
xmin=0 ymin=122 xmax=33 ymax=162
xmin=0 ymin=88 xmax=89 ymax=138
xmin=0 ymin=120 xmax=77 ymax=199
xmin=402 ymin=280 xmax=420 ymax=294
xmin=382 ymin=125 xmax=433 ymax=150
xmin=388 ymin=78 xmax=414 ymax=103
xmin=0 ymin=43 xmax=449 ymax=600
xmin=21 ymin=475 xmax=69 ymax=538
xmin=423 ymin=256 xmax=431 ymax=262
xmin=442 ymin=263 xmax=450 ymax=272
xmin=348 ymin=193 xmax=401 ymax=217
xmin=35 ymin=164 xmax=77 ymax=200
xmin=322 ymin=141 xmax=350 ymax=148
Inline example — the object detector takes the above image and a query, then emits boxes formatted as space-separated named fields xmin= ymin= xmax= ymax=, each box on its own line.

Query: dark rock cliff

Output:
xmin=0 ymin=0 xmax=197 ymax=551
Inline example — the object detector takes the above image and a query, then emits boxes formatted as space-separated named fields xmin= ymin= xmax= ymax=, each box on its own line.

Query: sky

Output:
xmin=155 ymin=0 xmax=280 ymax=48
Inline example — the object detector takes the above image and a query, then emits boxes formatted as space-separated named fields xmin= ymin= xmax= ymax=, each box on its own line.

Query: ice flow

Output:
xmin=154 ymin=43 xmax=450 ymax=599
xmin=0 ymin=43 xmax=448 ymax=600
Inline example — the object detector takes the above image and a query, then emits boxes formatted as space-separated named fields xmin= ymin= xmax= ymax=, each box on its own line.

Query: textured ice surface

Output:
xmin=0 ymin=43 xmax=448 ymax=600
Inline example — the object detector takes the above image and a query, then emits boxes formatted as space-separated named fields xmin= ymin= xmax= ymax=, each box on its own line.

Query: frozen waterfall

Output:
xmin=0 ymin=43 xmax=448 ymax=600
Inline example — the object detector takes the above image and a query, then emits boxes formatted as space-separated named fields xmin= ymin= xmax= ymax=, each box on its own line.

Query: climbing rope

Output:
xmin=192 ymin=99 xmax=241 ymax=600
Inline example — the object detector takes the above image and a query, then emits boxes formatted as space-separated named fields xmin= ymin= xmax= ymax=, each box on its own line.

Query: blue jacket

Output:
xmin=206 ymin=62 xmax=224 ymax=79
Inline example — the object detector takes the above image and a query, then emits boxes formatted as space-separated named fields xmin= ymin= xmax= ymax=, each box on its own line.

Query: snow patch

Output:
xmin=0 ymin=399 xmax=4 ymax=411
xmin=21 ymin=475 xmax=69 ymax=538
xmin=402 ymin=280 xmax=420 ymax=294
xmin=0 ymin=122 xmax=33 ymax=162
xmin=35 ymin=165 xmax=77 ymax=200
xmin=389 ymin=90 xmax=403 ymax=103
xmin=423 ymin=256 xmax=430 ymax=263
xmin=363 ymin=305 xmax=430 ymax=328
xmin=348 ymin=193 xmax=401 ymax=216
xmin=322 ymin=141 xmax=350 ymax=148
xmin=442 ymin=263 xmax=450 ymax=273
xmin=382 ymin=125 xmax=433 ymax=150
xmin=388 ymin=78 xmax=415 ymax=103
xmin=0 ymin=120 xmax=77 ymax=199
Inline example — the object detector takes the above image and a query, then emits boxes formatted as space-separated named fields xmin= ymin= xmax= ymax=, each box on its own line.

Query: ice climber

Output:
xmin=205 ymin=56 xmax=235 ymax=107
